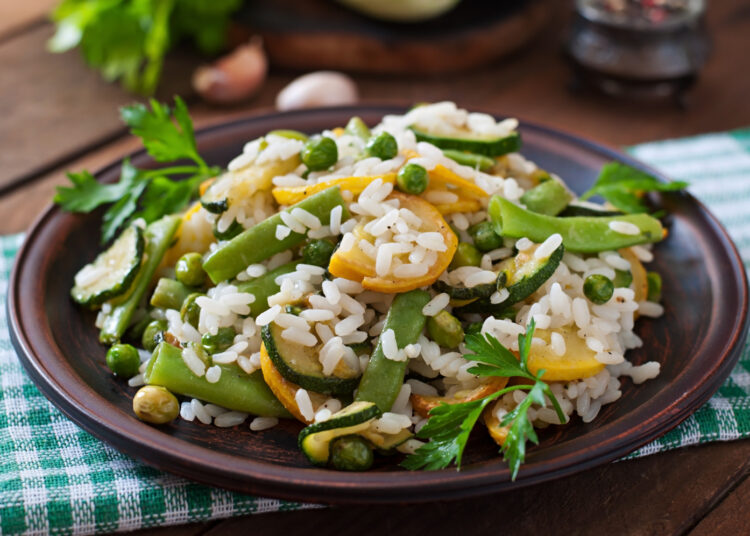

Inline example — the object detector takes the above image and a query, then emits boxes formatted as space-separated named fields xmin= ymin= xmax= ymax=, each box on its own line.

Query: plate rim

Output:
xmin=8 ymin=105 xmax=749 ymax=503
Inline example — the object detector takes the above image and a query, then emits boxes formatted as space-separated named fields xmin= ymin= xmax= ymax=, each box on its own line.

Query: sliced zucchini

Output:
xmin=497 ymin=242 xmax=564 ymax=305
xmin=71 ymin=225 xmax=144 ymax=306
xmin=441 ymin=149 xmax=495 ymax=171
xmin=456 ymin=242 xmax=564 ymax=315
xmin=410 ymin=126 xmax=521 ymax=157
xmin=298 ymin=401 xmax=382 ymax=466
xmin=261 ymin=323 xmax=361 ymax=395
xmin=433 ymin=275 xmax=502 ymax=301
xmin=213 ymin=219 xmax=243 ymax=241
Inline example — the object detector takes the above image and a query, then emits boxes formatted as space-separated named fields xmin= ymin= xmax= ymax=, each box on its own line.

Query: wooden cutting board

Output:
xmin=232 ymin=0 xmax=553 ymax=74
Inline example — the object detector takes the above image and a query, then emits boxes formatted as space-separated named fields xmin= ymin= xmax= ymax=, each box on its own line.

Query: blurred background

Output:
xmin=0 ymin=0 xmax=747 ymax=221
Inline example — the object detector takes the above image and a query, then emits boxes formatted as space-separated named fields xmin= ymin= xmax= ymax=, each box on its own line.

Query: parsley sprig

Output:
xmin=580 ymin=162 xmax=688 ymax=214
xmin=48 ymin=0 xmax=243 ymax=94
xmin=55 ymin=97 xmax=221 ymax=244
xmin=402 ymin=320 xmax=566 ymax=479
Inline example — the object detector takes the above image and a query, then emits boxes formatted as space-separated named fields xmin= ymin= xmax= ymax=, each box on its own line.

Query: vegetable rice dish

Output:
xmin=65 ymin=101 xmax=679 ymax=475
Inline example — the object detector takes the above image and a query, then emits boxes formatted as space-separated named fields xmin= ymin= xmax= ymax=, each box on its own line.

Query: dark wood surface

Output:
xmin=3 ymin=0 xmax=750 ymax=534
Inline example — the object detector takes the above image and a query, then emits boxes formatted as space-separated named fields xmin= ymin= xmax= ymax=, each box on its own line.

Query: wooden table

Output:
xmin=2 ymin=1 xmax=749 ymax=534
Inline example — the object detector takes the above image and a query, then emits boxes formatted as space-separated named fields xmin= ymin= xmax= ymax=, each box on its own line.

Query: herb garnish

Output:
xmin=54 ymin=97 xmax=221 ymax=243
xmin=402 ymin=320 xmax=566 ymax=479
xmin=48 ymin=0 xmax=243 ymax=94
xmin=580 ymin=162 xmax=688 ymax=214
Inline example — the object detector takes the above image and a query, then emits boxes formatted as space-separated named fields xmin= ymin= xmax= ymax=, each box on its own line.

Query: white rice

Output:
xmin=609 ymin=221 xmax=641 ymax=235
xmin=422 ymin=293 xmax=450 ymax=316
xmin=249 ymin=417 xmax=278 ymax=431
xmin=295 ymin=389 xmax=315 ymax=421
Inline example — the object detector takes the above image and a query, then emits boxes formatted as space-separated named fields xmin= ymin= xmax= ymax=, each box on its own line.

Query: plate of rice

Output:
xmin=8 ymin=103 xmax=748 ymax=502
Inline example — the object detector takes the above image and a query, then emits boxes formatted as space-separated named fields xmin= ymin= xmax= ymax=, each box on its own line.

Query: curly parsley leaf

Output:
xmin=580 ymin=162 xmax=688 ymax=214
xmin=55 ymin=97 xmax=221 ymax=244
xmin=403 ymin=320 xmax=566 ymax=477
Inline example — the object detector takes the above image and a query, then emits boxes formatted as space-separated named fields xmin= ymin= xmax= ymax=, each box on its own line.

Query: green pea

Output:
xmin=142 ymin=319 xmax=167 ymax=353
xmin=301 ymin=136 xmax=338 ymax=171
xmin=468 ymin=221 xmax=503 ymax=252
xmin=175 ymin=252 xmax=207 ymax=287
xmin=201 ymin=327 xmax=236 ymax=355
xmin=106 ymin=343 xmax=141 ymax=377
xmin=647 ymin=271 xmax=662 ymax=302
xmin=613 ymin=269 xmax=633 ymax=288
xmin=396 ymin=163 xmax=429 ymax=195
xmin=365 ymin=132 xmax=398 ymax=160
xmin=302 ymin=239 xmax=336 ymax=267
xmin=267 ymin=129 xmax=308 ymax=141
xmin=465 ymin=321 xmax=483 ymax=336
xmin=427 ymin=310 xmax=465 ymax=349
xmin=285 ymin=305 xmax=302 ymax=315
xmin=180 ymin=293 xmax=203 ymax=328
xmin=584 ymin=274 xmax=615 ymax=305
xmin=345 ymin=116 xmax=371 ymax=140
xmin=449 ymin=242 xmax=482 ymax=270
xmin=132 ymin=385 xmax=179 ymax=424
xmin=213 ymin=219 xmax=243 ymax=241
xmin=329 ymin=435 xmax=374 ymax=471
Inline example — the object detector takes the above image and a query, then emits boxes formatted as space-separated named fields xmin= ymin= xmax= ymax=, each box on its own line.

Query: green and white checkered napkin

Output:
xmin=2 ymin=128 xmax=750 ymax=535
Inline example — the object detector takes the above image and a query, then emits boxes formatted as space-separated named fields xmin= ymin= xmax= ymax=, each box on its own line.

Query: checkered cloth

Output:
xmin=1 ymin=128 xmax=749 ymax=535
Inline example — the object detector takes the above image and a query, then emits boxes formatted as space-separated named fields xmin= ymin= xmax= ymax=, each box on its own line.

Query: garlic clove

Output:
xmin=276 ymin=71 xmax=359 ymax=111
xmin=193 ymin=38 xmax=268 ymax=105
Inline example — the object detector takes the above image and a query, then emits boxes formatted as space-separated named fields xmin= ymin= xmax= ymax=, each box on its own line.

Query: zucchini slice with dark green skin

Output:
xmin=71 ymin=225 xmax=144 ymax=307
xmin=433 ymin=275 xmax=502 ymax=301
xmin=498 ymin=242 xmax=565 ymax=305
xmin=213 ymin=219 xmax=244 ymax=241
xmin=410 ymin=126 xmax=521 ymax=157
xmin=441 ymin=149 xmax=495 ymax=171
xmin=200 ymin=172 xmax=232 ymax=214
xmin=298 ymin=401 xmax=382 ymax=466
xmin=456 ymin=243 xmax=564 ymax=315
xmin=261 ymin=323 xmax=361 ymax=395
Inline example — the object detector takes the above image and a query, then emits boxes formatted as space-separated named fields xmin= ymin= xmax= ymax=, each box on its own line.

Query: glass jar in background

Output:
xmin=566 ymin=0 xmax=710 ymax=104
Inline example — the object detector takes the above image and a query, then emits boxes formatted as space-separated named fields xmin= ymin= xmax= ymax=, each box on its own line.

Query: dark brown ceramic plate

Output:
xmin=8 ymin=106 xmax=749 ymax=504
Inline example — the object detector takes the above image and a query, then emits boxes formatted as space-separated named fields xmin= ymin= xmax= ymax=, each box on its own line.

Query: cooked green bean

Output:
xmin=268 ymin=129 xmax=308 ymax=141
xmin=150 ymin=278 xmax=192 ymax=310
xmin=236 ymin=261 xmax=301 ymax=317
xmin=356 ymin=290 xmax=430 ymax=411
xmin=427 ymin=311 xmax=464 ymax=349
xmin=442 ymin=149 xmax=495 ymax=172
xmin=489 ymin=196 xmax=664 ymax=253
xmin=203 ymin=187 xmax=350 ymax=283
xmin=145 ymin=342 xmax=291 ymax=417
xmin=330 ymin=435 xmax=374 ymax=471
xmin=345 ymin=117 xmax=371 ymax=140
xmin=100 ymin=216 xmax=181 ymax=344
xmin=520 ymin=179 xmax=573 ymax=216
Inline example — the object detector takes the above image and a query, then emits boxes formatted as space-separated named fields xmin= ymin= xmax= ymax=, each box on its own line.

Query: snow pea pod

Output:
xmin=489 ymin=196 xmax=664 ymax=253
xmin=100 ymin=216 xmax=181 ymax=344
xmin=203 ymin=186 xmax=350 ymax=283
xmin=355 ymin=289 xmax=430 ymax=412
xmin=145 ymin=342 xmax=291 ymax=418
